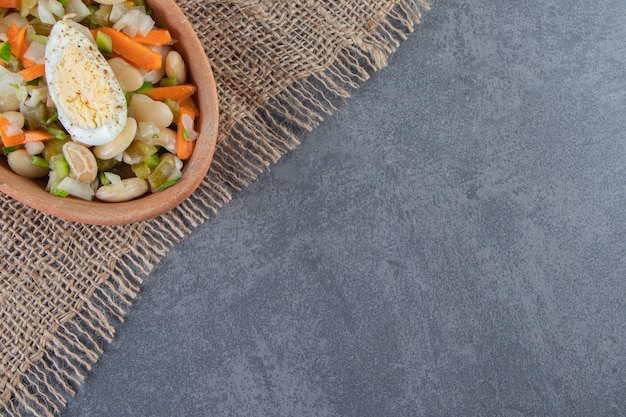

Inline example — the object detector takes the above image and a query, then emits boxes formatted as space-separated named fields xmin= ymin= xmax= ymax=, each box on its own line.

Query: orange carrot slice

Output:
xmin=0 ymin=0 xmax=20 ymax=8
xmin=7 ymin=22 xmax=29 ymax=59
xmin=178 ymin=96 xmax=199 ymax=117
xmin=94 ymin=27 xmax=162 ymax=72
xmin=18 ymin=63 xmax=45 ymax=81
xmin=176 ymin=107 xmax=196 ymax=160
xmin=24 ymin=130 xmax=54 ymax=143
xmin=132 ymin=29 xmax=172 ymax=46
xmin=146 ymin=84 xmax=197 ymax=102
xmin=0 ymin=115 xmax=24 ymax=147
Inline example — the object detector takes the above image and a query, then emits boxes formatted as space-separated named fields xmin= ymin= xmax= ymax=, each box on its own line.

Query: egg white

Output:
xmin=45 ymin=20 xmax=127 ymax=146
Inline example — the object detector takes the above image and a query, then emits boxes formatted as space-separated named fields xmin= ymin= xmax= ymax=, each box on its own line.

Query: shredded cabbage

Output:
xmin=64 ymin=0 xmax=91 ymax=22
xmin=23 ymin=41 xmax=45 ymax=65
xmin=0 ymin=67 xmax=25 ymax=98
xmin=113 ymin=8 xmax=155 ymax=37
xmin=57 ymin=176 xmax=95 ymax=200
xmin=38 ymin=0 xmax=65 ymax=25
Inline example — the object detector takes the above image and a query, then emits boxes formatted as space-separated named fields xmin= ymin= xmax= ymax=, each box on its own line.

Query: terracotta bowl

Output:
xmin=0 ymin=0 xmax=218 ymax=226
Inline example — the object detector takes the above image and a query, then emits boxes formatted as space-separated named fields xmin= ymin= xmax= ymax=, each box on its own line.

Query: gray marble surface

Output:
xmin=64 ymin=1 xmax=626 ymax=416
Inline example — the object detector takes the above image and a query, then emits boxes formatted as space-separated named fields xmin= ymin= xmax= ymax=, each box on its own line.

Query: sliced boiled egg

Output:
xmin=45 ymin=20 xmax=127 ymax=146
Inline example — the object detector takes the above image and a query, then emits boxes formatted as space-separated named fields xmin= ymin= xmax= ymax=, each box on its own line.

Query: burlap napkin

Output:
xmin=0 ymin=0 xmax=428 ymax=415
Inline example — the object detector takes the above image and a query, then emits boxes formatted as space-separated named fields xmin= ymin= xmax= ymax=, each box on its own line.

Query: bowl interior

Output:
xmin=0 ymin=0 xmax=219 ymax=226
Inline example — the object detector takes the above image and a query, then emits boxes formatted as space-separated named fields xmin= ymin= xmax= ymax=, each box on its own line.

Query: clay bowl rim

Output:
xmin=0 ymin=0 xmax=219 ymax=226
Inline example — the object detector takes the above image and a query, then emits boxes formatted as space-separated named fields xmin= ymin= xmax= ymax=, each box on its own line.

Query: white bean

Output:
xmin=62 ymin=141 xmax=97 ymax=183
xmin=95 ymin=177 xmax=149 ymax=202
xmin=0 ymin=95 xmax=20 ymax=112
xmin=129 ymin=94 xmax=173 ymax=129
xmin=138 ymin=127 xmax=176 ymax=153
xmin=93 ymin=117 xmax=137 ymax=160
xmin=165 ymin=51 xmax=187 ymax=84
xmin=107 ymin=57 xmax=144 ymax=92
xmin=7 ymin=149 xmax=48 ymax=178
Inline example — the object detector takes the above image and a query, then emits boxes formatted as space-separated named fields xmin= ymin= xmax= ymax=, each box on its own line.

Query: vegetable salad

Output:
xmin=0 ymin=0 xmax=199 ymax=202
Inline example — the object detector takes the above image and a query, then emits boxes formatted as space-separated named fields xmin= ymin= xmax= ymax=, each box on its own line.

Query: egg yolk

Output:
xmin=53 ymin=43 xmax=124 ymax=130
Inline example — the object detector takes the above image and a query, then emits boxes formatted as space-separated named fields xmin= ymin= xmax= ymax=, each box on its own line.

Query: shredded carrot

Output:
xmin=93 ymin=27 xmax=162 ymax=72
xmin=179 ymin=96 xmax=200 ymax=117
xmin=21 ymin=57 xmax=37 ymax=68
xmin=147 ymin=84 xmax=198 ymax=102
xmin=18 ymin=63 xmax=45 ymax=81
xmin=132 ymin=29 xmax=172 ymax=46
xmin=24 ymin=130 xmax=54 ymax=143
xmin=0 ymin=0 xmax=20 ymax=8
xmin=7 ymin=22 xmax=29 ymax=59
xmin=176 ymin=107 xmax=195 ymax=160
xmin=0 ymin=115 xmax=24 ymax=147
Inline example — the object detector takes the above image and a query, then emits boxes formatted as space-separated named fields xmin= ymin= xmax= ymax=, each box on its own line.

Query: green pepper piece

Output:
xmin=162 ymin=98 xmax=180 ymax=122
xmin=143 ymin=152 xmax=161 ymax=169
xmin=134 ymin=81 xmax=154 ymax=94
xmin=125 ymin=141 xmax=158 ymax=163
xmin=3 ymin=145 xmax=22 ymax=155
xmin=30 ymin=21 xmax=54 ymax=36
xmin=160 ymin=77 xmax=179 ymax=87
xmin=96 ymin=157 xmax=117 ymax=172
xmin=0 ymin=43 xmax=11 ymax=64
xmin=147 ymin=159 xmax=176 ymax=192
xmin=43 ymin=139 xmax=66 ymax=161
xmin=50 ymin=186 xmax=69 ymax=198
xmin=91 ymin=4 xmax=112 ymax=29
xmin=49 ymin=155 xmax=70 ymax=178
xmin=131 ymin=161 xmax=152 ymax=179
xmin=22 ymin=102 xmax=48 ymax=130
xmin=99 ymin=171 xmax=111 ymax=186
xmin=26 ymin=34 xmax=48 ymax=44
xmin=96 ymin=31 xmax=112 ymax=54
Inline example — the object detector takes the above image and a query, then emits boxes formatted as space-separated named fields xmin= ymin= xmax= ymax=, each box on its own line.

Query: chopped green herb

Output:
xmin=46 ymin=127 xmax=67 ymax=141
xmin=3 ymin=145 xmax=21 ymax=155
xmin=30 ymin=155 xmax=49 ymax=169
xmin=45 ymin=111 xmax=58 ymax=125
xmin=182 ymin=128 xmax=189 ymax=141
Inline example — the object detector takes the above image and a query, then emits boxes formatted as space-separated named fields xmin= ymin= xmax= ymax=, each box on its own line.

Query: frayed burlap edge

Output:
xmin=1 ymin=0 xmax=428 ymax=415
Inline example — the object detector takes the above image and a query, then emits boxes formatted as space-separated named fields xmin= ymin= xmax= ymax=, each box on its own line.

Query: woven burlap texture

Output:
xmin=0 ymin=0 xmax=428 ymax=415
